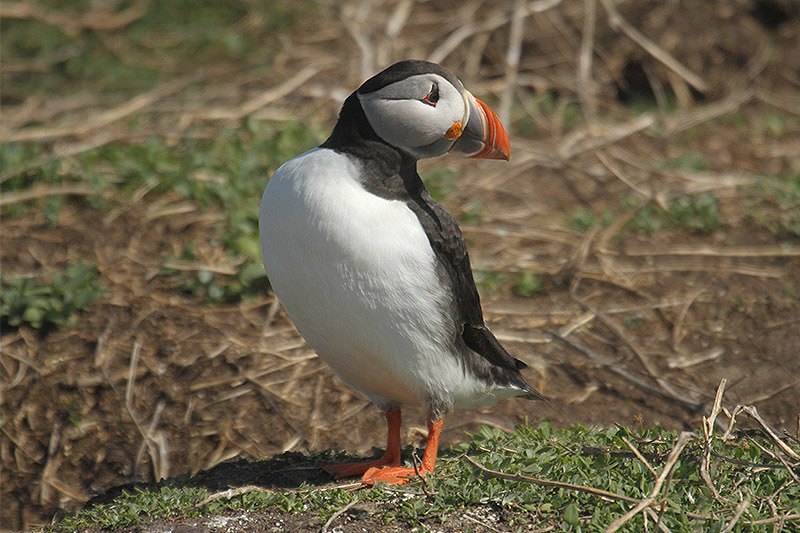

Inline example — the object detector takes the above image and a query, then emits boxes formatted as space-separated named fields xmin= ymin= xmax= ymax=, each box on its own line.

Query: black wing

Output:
xmin=405 ymin=186 xmax=527 ymax=373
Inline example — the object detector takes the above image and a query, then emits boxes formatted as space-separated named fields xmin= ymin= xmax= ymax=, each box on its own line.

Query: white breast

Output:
xmin=259 ymin=148 xmax=485 ymax=409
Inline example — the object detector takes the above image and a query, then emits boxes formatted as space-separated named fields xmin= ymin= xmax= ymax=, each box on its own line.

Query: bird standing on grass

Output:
xmin=260 ymin=60 xmax=544 ymax=486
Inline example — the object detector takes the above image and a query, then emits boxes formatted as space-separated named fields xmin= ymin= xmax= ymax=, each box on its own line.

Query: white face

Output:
xmin=357 ymin=73 xmax=467 ymax=159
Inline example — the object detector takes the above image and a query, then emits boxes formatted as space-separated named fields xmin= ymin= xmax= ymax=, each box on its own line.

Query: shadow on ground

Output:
xmin=84 ymin=450 xmax=349 ymax=509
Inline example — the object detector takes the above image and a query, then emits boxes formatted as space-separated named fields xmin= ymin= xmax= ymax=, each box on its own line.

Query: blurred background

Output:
xmin=1 ymin=0 xmax=798 ymax=529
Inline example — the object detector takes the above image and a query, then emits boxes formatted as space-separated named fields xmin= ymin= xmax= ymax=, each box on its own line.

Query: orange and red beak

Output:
xmin=448 ymin=91 xmax=510 ymax=160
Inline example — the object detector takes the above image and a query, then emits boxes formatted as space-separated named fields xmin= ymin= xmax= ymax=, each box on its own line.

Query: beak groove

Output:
xmin=449 ymin=91 xmax=510 ymax=161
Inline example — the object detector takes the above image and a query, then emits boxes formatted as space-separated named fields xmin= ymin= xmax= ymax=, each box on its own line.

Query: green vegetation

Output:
xmin=567 ymin=207 xmax=604 ymax=231
xmin=1 ymin=1 xmax=302 ymax=95
xmin=565 ymin=192 xmax=725 ymax=236
xmin=513 ymin=270 xmax=543 ymax=297
xmin=2 ymin=120 xmax=320 ymax=305
xmin=55 ymin=485 xmax=209 ymax=530
xmin=626 ymin=193 xmax=725 ymax=235
xmin=762 ymin=112 xmax=786 ymax=137
xmin=473 ymin=269 xmax=507 ymax=296
xmin=0 ymin=262 xmax=104 ymax=329
xmin=161 ymin=242 xmax=270 ymax=304
xmin=424 ymin=167 xmax=457 ymax=202
xmin=1 ymin=1 xmax=321 ymax=308
xmin=749 ymin=175 xmax=800 ymax=237
xmin=51 ymin=420 xmax=799 ymax=532
xmin=658 ymin=151 xmax=709 ymax=172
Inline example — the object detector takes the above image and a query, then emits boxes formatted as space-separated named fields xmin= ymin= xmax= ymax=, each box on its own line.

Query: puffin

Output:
xmin=259 ymin=60 xmax=544 ymax=486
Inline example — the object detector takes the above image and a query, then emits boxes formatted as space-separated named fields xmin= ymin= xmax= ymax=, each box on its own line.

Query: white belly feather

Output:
xmin=259 ymin=148 xmax=487 ymax=409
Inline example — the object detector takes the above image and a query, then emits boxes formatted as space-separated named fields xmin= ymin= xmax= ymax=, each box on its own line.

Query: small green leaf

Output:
xmin=564 ymin=502 xmax=580 ymax=526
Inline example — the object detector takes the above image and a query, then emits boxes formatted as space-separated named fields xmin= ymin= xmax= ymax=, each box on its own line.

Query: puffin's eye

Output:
xmin=421 ymin=83 xmax=439 ymax=106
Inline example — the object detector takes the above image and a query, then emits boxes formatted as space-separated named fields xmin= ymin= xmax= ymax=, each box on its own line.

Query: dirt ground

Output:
xmin=2 ymin=1 xmax=799 ymax=531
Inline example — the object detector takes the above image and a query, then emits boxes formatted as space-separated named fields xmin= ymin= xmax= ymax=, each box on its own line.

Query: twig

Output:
xmin=529 ymin=0 xmax=565 ymax=11
xmin=0 ymin=184 xmax=96 ymax=207
xmin=709 ymin=449 xmax=796 ymax=470
xmin=428 ymin=11 xmax=509 ymax=64
xmin=464 ymin=454 xmax=640 ymax=504
xmin=377 ymin=0 xmax=413 ymax=67
xmin=582 ymin=445 xmax=661 ymax=462
xmin=0 ymin=130 xmax=134 ymax=184
xmin=740 ymin=379 xmax=800 ymax=406
xmin=700 ymin=379 xmax=727 ymax=501
xmin=146 ymin=401 xmax=169 ymax=481
xmin=411 ymin=451 xmax=434 ymax=498
xmin=654 ymin=460 xmax=676 ymax=533
xmin=566 ymin=225 xmax=602 ymax=292
xmin=621 ymin=436 xmax=657 ymax=476
xmin=598 ymin=0 xmax=708 ymax=92
xmin=194 ymin=485 xmax=273 ymax=508
xmin=1 ymin=351 xmax=29 ymax=392
xmin=38 ymin=420 xmax=63 ymax=505
xmin=594 ymin=258 xmax=783 ymax=279
xmin=765 ymin=490 xmax=780 ymax=532
xmin=321 ymin=499 xmax=358 ymax=533
xmin=0 ymin=0 xmax=149 ymax=36
xmin=93 ymin=318 xmax=116 ymax=371
xmin=499 ymin=0 xmax=527 ymax=125
xmin=341 ymin=0 xmax=375 ymax=79
xmin=604 ymin=431 xmax=696 ymax=533
xmin=3 ymin=70 xmax=208 ymax=143
xmin=465 ymin=454 xmax=710 ymax=523
xmin=740 ymin=406 xmax=800 ymax=462
xmin=577 ymin=0 xmax=597 ymax=125
xmin=212 ymin=66 xmax=320 ymax=122
xmin=641 ymin=59 xmax=669 ymax=114
xmin=125 ymin=339 xmax=142 ymax=410
xmin=574 ymin=295 xmax=691 ymax=407
xmin=1 ymin=341 xmax=43 ymax=374
xmin=463 ymin=510 xmax=505 ymax=533
xmin=720 ymin=497 xmax=750 ymax=533
xmin=549 ymin=331 xmax=703 ymax=412
xmin=558 ymin=114 xmax=655 ymax=159
xmin=125 ymin=339 xmax=156 ymax=480
xmin=749 ymin=513 xmax=800 ymax=526
xmin=593 ymin=194 xmax=650 ymax=262
xmin=1 ymin=45 xmax=82 ymax=74
xmin=308 ymin=375 xmax=326 ymax=449
xmin=670 ymin=290 xmax=704 ymax=350
xmin=557 ymin=311 xmax=596 ymax=338
xmin=595 ymin=149 xmax=652 ymax=200
xmin=160 ymin=261 xmax=238 ymax=275
xmin=663 ymin=88 xmax=754 ymax=134
xmin=745 ymin=437 xmax=800 ymax=485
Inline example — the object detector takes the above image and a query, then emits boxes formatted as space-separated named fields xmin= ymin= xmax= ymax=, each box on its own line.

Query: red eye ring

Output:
xmin=421 ymin=83 xmax=439 ymax=106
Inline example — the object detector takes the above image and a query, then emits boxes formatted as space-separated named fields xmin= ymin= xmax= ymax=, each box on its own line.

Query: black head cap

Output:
xmin=357 ymin=60 xmax=464 ymax=95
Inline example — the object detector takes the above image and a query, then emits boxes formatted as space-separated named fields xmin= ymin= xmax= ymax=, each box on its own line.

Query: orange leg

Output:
xmin=322 ymin=408 xmax=402 ymax=478
xmin=361 ymin=417 xmax=444 ymax=486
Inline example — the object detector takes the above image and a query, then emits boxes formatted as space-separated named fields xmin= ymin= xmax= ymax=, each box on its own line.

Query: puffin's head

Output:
xmin=356 ymin=60 xmax=510 ymax=161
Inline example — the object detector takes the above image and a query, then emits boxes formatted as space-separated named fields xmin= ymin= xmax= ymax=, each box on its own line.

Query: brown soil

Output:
xmin=2 ymin=1 xmax=799 ymax=531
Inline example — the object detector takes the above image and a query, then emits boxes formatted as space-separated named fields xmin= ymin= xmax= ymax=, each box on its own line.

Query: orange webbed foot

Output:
xmin=322 ymin=457 xmax=399 ymax=479
xmin=322 ymin=408 xmax=403 ymax=479
xmin=321 ymin=413 xmax=444 ymax=488
xmin=361 ymin=465 xmax=424 ymax=486
xmin=361 ymin=418 xmax=443 ymax=487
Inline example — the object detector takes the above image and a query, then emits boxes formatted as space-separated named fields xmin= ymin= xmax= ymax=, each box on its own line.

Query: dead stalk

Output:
xmin=598 ymin=0 xmax=707 ymax=92
xmin=700 ymin=379 xmax=727 ymax=501
xmin=604 ymin=432 xmax=696 ymax=533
